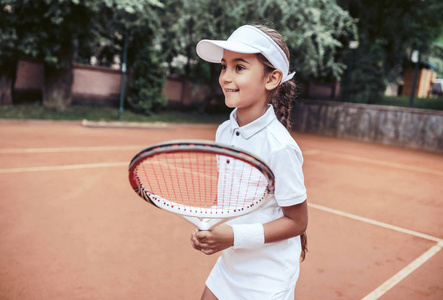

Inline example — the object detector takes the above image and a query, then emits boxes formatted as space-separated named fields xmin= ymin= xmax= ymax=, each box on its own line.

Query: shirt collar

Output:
xmin=229 ymin=105 xmax=276 ymax=139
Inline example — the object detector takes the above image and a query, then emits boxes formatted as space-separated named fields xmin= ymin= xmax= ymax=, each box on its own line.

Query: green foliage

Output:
xmin=69 ymin=0 xmax=167 ymax=115
xmin=0 ymin=1 xmax=39 ymax=62
xmin=0 ymin=0 xmax=161 ymax=64
xmin=0 ymin=0 xmax=166 ymax=111
xmin=0 ymin=3 xmax=17 ymax=61
xmin=79 ymin=0 xmax=163 ymax=67
xmin=127 ymin=40 xmax=168 ymax=115
xmin=162 ymin=0 xmax=357 ymax=81
xmin=3 ymin=0 xmax=441 ymax=112
xmin=253 ymin=0 xmax=358 ymax=80
xmin=337 ymin=0 xmax=443 ymax=103
xmin=427 ymin=36 xmax=443 ymax=77
xmin=14 ymin=0 xmax=97 ymax=68
xmin=348 ymin=47 xmax=386 ymax=103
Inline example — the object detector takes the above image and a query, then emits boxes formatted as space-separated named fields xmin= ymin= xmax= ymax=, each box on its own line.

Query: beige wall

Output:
xmin=15 ymin=60 xmax=121 ymax=103
xmin=14 ymin=60 xmax=44 ymax=90
xmin=14 ymin=60 xmax=198 ymax=106
xmin=71 ymin=64 xmax=121 ymax=100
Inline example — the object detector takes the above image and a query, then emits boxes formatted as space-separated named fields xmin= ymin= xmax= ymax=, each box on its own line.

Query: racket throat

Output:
xmin=182 ymin=216 xmax=226 ymax=230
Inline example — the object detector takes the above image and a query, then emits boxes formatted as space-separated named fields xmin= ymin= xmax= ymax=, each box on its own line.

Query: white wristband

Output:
xmin=231 ymin=223 xmax=265 ymax=249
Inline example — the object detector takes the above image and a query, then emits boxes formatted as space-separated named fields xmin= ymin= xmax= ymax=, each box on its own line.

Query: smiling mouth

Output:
xmin=225 ymin=89 xmax=239 ymax=93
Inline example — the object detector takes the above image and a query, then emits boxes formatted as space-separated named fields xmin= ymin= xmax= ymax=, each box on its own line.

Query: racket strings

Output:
xmin=135 ymin=151 xmax=268 ymax=214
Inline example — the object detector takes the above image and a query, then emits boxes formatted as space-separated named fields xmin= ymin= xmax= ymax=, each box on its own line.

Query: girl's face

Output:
xmin=219 ymin=50 xmax=269 ymax=118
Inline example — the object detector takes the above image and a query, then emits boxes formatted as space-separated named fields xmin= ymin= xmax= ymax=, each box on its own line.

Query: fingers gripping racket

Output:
xmin=128 ymin=140 xmax=275 ymax=230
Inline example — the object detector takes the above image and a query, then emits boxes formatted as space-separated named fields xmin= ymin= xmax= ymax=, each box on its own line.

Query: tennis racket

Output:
xmin=128 ymin=140 xmax=275 ymax=230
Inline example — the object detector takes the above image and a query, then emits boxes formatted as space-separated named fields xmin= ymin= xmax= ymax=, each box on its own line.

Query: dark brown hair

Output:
xmin=253 ymin=25 xmax=297 ymax=130
xmin=253 ymin=25 xmax=307 ymax=262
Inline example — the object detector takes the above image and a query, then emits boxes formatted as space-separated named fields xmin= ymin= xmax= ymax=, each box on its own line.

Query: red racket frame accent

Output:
xmin=128 ymin=140 xmax=275 ymax=229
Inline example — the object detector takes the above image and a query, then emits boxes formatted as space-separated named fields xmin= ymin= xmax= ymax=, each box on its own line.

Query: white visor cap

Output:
xmin=196 ymin=25 xmax=295 ymax=84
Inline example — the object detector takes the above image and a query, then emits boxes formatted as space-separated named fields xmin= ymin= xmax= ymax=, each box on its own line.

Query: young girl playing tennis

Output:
xmin=190 ymin=24 xmax=308 ymax=300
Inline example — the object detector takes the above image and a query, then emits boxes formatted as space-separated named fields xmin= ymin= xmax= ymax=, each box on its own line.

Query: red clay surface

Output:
xmin=0 ymin=120 xmax=442 ymax=299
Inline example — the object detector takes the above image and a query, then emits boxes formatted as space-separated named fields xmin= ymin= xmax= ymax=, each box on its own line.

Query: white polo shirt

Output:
xmin=206 ymin=105 xmax=307 ymax=299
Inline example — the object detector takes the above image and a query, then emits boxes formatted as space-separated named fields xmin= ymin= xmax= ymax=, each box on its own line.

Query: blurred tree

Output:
xmin=0 ymin=3 xmax=16 ymax=105
xmin=160 ymin=0 xmax=356 ymax=111
xmin=159 ymin=0 xmax=256 ymax=110
xmin=2 ymin=0 xmax=357 ymax=111
xmin=250 ymin=0 xmax=358 ymax=80
xmin=427 ymin=34 xmax=443 ymax=78
xmin=163 ymin=0 xmax=357 ymax=81
xmin=89 ymin=0 xmax=167 ymax=115
xmin=0 ymin=0 xmax=163 ymax=111
xmin=126 ymin=27 xmax=168 ymax=115
xmin=337 ymin=0 xmax=443 ymax=103
xmin=0 ymin=1 xmax=38 ymax=104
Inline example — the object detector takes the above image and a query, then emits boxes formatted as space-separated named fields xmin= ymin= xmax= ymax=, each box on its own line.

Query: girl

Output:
xmin=191 ymin=24 xmax=308 ymax=300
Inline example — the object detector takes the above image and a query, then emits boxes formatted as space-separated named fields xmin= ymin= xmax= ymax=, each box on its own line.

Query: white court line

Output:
xmin=361 ymin=241 xmax=443 ymax=300
xmin=4 ymin=146 xmax=441 ymax=176
xmin=311 ymin=150 xmax=443 ymax=176
xmin=308 ymin=203 xmax=443 ymax=243
xmin=1 ymin=144 xmax=440 ymax=297
xmin=0 ymin=145 xmax=144 ymax=154
xmin=1 ymin=148 xmax=441 ymax=297
xmin=0 ymin=162 xmax=128 ymax=173
xmin=304 ymin=150 xmax=443 ymax=297
xmin=308 ymin=203 xmax=443 ymax=299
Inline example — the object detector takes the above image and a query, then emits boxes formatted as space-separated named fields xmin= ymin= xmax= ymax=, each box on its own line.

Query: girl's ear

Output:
xmin=265 ymin=70 xmax=283 ymax=91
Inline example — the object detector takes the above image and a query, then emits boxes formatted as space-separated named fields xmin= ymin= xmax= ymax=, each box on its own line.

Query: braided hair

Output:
xmin=253 ymin=25 xmax=297 ymax=129
xmin=254 ymin=25 xmax=307 ymax=261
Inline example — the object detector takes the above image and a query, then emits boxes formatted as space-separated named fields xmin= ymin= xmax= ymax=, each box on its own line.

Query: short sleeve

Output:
xmin=269 ymin=145 xmax=307 ymax=206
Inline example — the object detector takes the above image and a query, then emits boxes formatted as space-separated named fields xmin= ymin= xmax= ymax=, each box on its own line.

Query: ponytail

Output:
xmin=252 ymin=25 xmax=297 ymax=130
xmin=271 ymin=80 xmax=307 ymax=262
xmin=254 ymin=25 xmax=307 ymax=261
xmin=269 ymin=79 xmax=296 ymax=129
xmin=255 ymin=52 xmax=297 ymax=130
xmin=300 ymin=232 xmax=308 ymax=262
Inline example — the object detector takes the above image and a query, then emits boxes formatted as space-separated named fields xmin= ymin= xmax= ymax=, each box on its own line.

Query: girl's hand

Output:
xmin=190 ymin=224 xmax=234 ymax=255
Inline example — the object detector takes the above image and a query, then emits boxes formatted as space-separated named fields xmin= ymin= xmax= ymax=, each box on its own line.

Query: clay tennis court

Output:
xmin=1 ymin=120 xmax=442 ymax=299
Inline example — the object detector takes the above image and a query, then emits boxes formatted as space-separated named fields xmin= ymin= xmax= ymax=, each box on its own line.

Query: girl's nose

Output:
xmin=220 ymin=69 xmax=232 ymax=83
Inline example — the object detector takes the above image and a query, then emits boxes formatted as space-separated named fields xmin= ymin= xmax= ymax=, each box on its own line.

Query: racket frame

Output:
xmin=128 ymin=140 xmax=275 ymax=230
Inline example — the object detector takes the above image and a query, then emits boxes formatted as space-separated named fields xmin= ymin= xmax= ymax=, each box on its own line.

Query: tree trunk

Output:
xmin=42 ymin=63 xmax=73 ymax=111
xmin=0 ymin=59 xmax=18 ymax=105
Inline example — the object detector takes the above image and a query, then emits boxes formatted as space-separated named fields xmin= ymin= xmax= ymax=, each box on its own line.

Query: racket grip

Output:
xmin=231 ymin=223 xmax=265 ymax=249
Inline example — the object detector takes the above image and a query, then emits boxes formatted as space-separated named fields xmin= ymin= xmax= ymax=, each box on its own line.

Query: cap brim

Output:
xmin=196 ymin=40 xmax=260 ymax=63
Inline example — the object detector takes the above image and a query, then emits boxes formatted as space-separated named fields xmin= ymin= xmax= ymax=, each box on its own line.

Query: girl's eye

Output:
xmin=235 ymin=65 xmax=245 ymax=71
xmin=220 ymin=64 xmax=227 ymax=70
